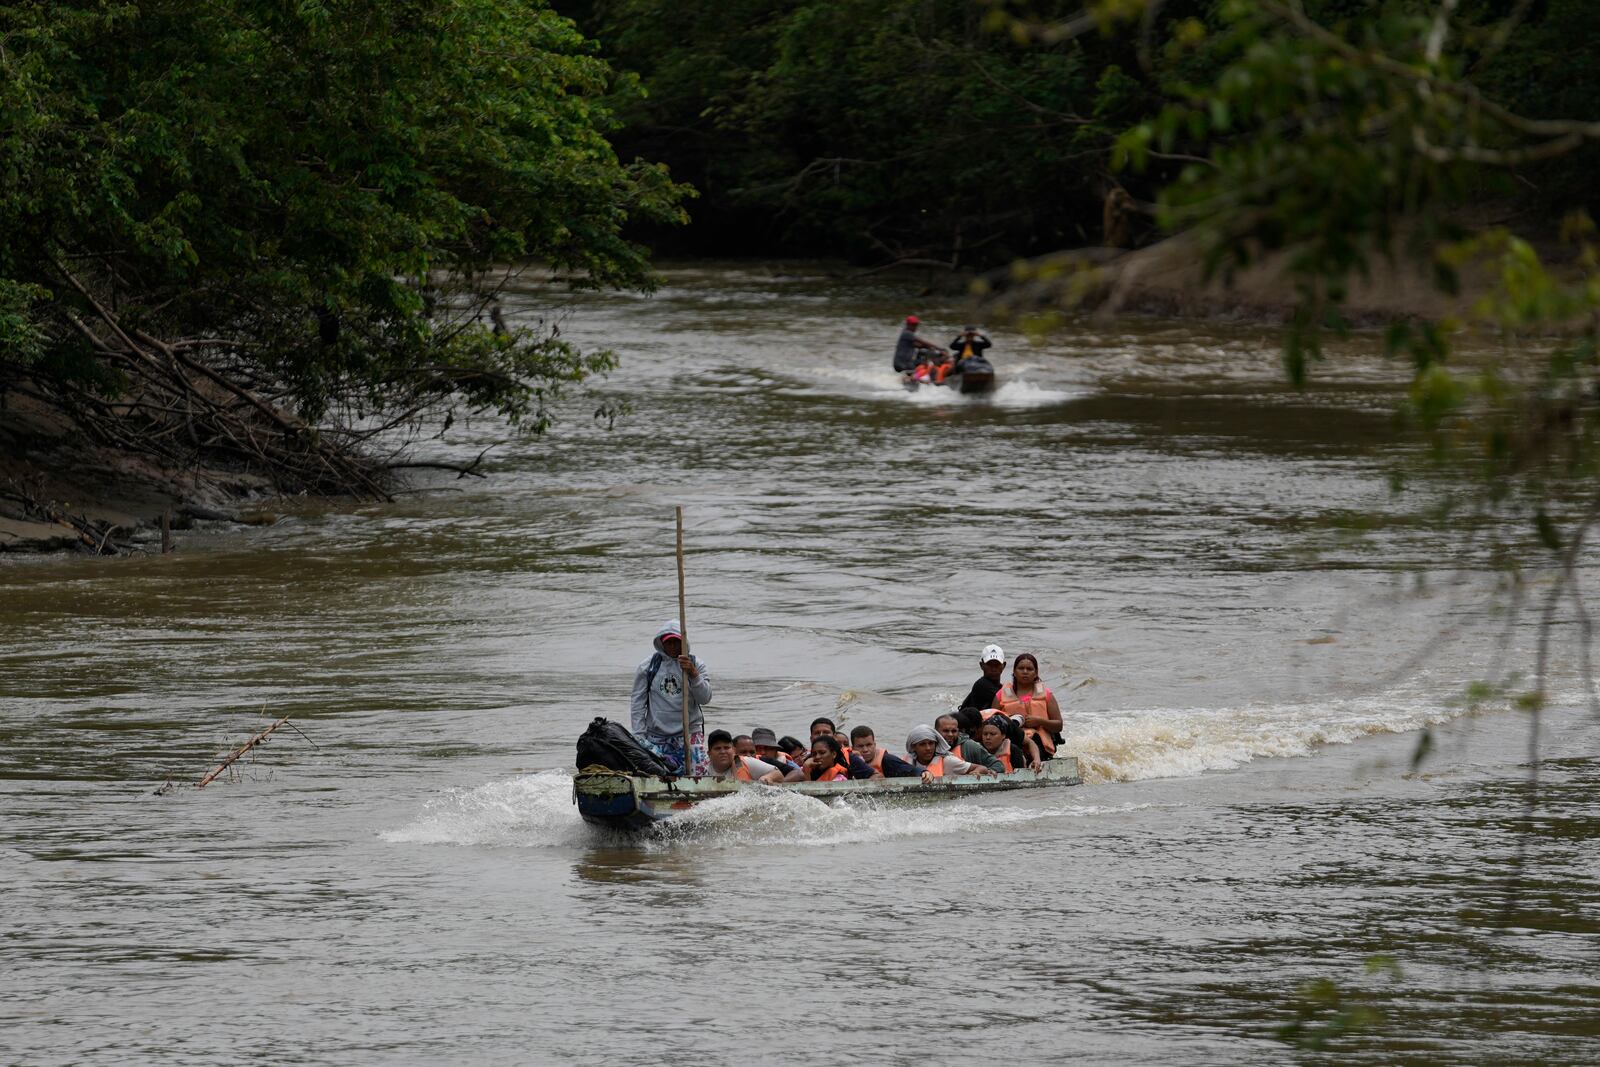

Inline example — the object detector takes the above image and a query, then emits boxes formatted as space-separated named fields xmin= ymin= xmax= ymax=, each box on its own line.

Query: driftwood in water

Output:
xmin=195 ymin=716 xmax=293 ymax=789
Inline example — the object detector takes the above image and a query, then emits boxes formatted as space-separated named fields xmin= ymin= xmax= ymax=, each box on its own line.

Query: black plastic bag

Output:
xmin=575 ymin=717 xmax=679 ymax=777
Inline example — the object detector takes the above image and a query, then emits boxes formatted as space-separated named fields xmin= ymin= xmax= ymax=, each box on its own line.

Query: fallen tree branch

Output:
xmin=385 ymin=447 xmax=493 ymax=479
xmin=195 ymin=715 xmax=293 ymax=788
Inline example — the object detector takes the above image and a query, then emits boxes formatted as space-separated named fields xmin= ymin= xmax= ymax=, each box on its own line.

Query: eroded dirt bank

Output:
xmin=0 ymin=392 xmax=276 ymax=554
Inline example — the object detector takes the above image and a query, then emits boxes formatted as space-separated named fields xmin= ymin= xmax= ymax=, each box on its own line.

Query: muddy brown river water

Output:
xmin=3 ymin=264 xmax=1597 ymax=1065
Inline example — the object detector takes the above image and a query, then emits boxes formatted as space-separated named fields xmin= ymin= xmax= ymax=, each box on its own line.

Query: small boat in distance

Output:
xmin=573 ymin=756 xmax=1081 ymax=831
xmin=903 ymin=353 xmax=997 ymax=395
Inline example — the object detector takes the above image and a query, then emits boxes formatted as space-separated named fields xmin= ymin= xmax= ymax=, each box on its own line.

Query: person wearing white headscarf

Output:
xmin=905 ymin=725 xmax=993 ymax=783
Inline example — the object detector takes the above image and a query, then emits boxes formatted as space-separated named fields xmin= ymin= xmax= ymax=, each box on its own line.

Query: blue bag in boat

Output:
xmin=575 ymin=717 xmax=679 ymax=778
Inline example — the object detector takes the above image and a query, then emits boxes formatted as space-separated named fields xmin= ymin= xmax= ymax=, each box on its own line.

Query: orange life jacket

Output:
xmin=933 ymin=363 xmax=953 ymax=383
xmin=989 ymin=742 xmax=1015 ymax=773
xmin=732 ymin=759 xmax=755 ymax=782
xmin=810 ymin=761 xmax=849 ymax=782
xmin=997 ymin=685 xmax=1059 ymax=756
xmin=922 ymin=756 xmax=947 ymax=778
xmin=863 ymin=748 xmax=886 ymax=775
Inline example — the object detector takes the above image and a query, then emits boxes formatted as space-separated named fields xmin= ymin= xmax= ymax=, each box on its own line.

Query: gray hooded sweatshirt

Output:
xmin=630 ymin=620 xmax=713 ymax=742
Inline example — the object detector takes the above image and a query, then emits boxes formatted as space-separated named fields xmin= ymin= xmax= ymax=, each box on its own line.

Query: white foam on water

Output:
xmin=379 ymin=690 xmax=1527 ymax=849
xmin=649 ymin=786 xmax=1150 ymax=849
xmin=1067 ymin=696 xmax=1463 ymax=784
xmin=379 ymin=770 xmax=593 ymax=847
xmin=377 ymin=766 xmax=1151 ymax=850
xmin=987 ymin=378 xmax=1083 ymax=408
xmin=790 ymin=363 xmax=1084 ymax=408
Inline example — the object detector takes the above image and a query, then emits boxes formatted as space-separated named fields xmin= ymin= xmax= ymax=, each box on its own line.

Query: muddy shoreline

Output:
xmin=0 ymin=392 xmax=279 ymax=554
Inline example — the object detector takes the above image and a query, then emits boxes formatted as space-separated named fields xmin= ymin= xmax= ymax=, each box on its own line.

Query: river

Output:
xmin=3 ymin=264 xmax=1597 ymax=1065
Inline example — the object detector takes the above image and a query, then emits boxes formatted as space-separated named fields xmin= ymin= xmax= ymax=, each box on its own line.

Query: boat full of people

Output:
xmin=574 ymin=753 xmax=1080 ymax=831
xmin=893 ymin=317 xmax=997 ymax=395
xmin=574 ymin=637 xmax=1076 ymax=831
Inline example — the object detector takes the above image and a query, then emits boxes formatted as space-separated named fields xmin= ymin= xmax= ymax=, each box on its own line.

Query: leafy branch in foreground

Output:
xmin=0 ymin=0 xmax=689 ymax=496
xmin=975 ymin=3 xmax=1600 ymax=1048
xmin=988 ymin=0 xmax=1600 ymax=543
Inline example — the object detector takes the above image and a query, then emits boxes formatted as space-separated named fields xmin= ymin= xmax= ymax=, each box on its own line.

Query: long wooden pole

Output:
xmin=676 ymin=506 xmax=692 ymax=772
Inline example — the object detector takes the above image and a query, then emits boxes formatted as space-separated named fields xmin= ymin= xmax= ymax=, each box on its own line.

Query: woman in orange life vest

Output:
xmin=959 ymin=706 xmax=1039 ymax=768
xmin=904 ymin=725 xmax=994 ymax=784
xmin=977 ymin=717 xmax=1042 ymax=773
xmin=993 ymin=652 xmax=1063 ymax=760
xmin=802 ymin=734 xmax=852 ymax=782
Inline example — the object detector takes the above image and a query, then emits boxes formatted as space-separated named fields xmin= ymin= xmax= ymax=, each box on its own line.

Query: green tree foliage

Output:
xmin=0 ymin=0 xmax=687 ymax=489
xmin=573 ymin=0 xmax=1135 ymax=262
xmin=1092 ymin=1 xmax=1600 ymax=515
xmin=574 ymin=0 xmax=1598 ymax=276
xmin=1048 ymin=0 xmax=1600 ymax=805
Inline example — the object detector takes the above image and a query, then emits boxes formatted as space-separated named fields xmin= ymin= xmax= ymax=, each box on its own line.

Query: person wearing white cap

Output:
xmin=960 ymin=643 xmax=1007 ymax=713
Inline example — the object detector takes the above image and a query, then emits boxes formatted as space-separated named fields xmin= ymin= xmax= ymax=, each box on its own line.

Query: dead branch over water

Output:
xmin=194 ymin=716 xmax=294 ymax=789
xmin=24 ymin=262 xmax=398 ymax=502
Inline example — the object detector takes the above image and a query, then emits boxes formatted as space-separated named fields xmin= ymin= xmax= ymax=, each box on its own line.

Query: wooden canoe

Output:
xmin=573 ymin=756 xmax=1081 ymax=831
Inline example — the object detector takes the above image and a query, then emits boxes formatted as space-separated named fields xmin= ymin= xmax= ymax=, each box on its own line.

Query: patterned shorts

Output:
xmin=642 ymin=730 xmax=710 ymax=776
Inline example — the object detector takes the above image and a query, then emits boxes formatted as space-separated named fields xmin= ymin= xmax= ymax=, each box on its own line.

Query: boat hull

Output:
xmin=573 ymin=757 xmax=1080 ymax=831
xmin=955 ymin=367 xmax=995 ymax=393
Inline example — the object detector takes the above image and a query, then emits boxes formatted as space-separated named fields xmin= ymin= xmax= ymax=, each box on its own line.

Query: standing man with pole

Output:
xmin=628 ymin=508 xmax=713 ymax=775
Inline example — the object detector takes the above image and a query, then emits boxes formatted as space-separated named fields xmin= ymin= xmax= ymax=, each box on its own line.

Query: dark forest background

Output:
xmin=567 ymin=0 xmax=1598 ymax=267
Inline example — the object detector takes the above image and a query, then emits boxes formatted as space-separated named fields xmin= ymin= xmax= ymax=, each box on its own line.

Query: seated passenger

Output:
xmin=905 ymin=725 xmax=995 ymax=784
xmin=810 ymin=717 xmax=874 ymax=779
xmin=948 ymin=325 xmax=991 ymax=374
xmin=936 ymin=713 xmax=1004 ymax=773
xmin=779 ymin=735 xmax=809 ymax=764
xmin=956 ymin=706 xmax=1033 ymax=762
xmin=802 ymin=734 xmax=852 ymax=782
xmin=977 ymin=718 xmax=1041 ymax=773
xmin=751 ymin=727 xmax=806 ymax=781
xmin=961 ymin=645 xmax=1008 ymax=712
xmin=848 ymin=725 xmax=920 ymax=779
xmin=733 ymin=734 xmax=756 ymax=758
xmin=705 ymin=729 xmax=786 ymax=784
xmin=993 ymin=653 xmax=1063 ymax=761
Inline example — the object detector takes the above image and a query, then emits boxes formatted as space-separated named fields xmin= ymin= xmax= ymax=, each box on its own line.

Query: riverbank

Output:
xmin=0 ymin=391 xmax=275 ymax=554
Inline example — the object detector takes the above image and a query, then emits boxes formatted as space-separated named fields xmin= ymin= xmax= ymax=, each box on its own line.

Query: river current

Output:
xmin=3 ymin=264 xmax=1597 ymax=1065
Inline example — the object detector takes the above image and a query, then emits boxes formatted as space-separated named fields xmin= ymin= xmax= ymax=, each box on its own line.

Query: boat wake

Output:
xmin=649 ymin=786 xmax=1139 ymax=847
xmin=379 ymin=690 xmax=1515 ymax=848
xmin=379 ymin=771 xmax=593 ymax=848
xmin=795 ymin=364 xmax=1083 ymax=408
xmin=1066 ymin=695 xmax=1464 ymax=784
xmin=379 ymin=769 xmax=1147 ymax=849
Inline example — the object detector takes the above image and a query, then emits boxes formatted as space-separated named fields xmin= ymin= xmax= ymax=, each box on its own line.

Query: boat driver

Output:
xmin=893 ymin=314 xmax=945 ymax=375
